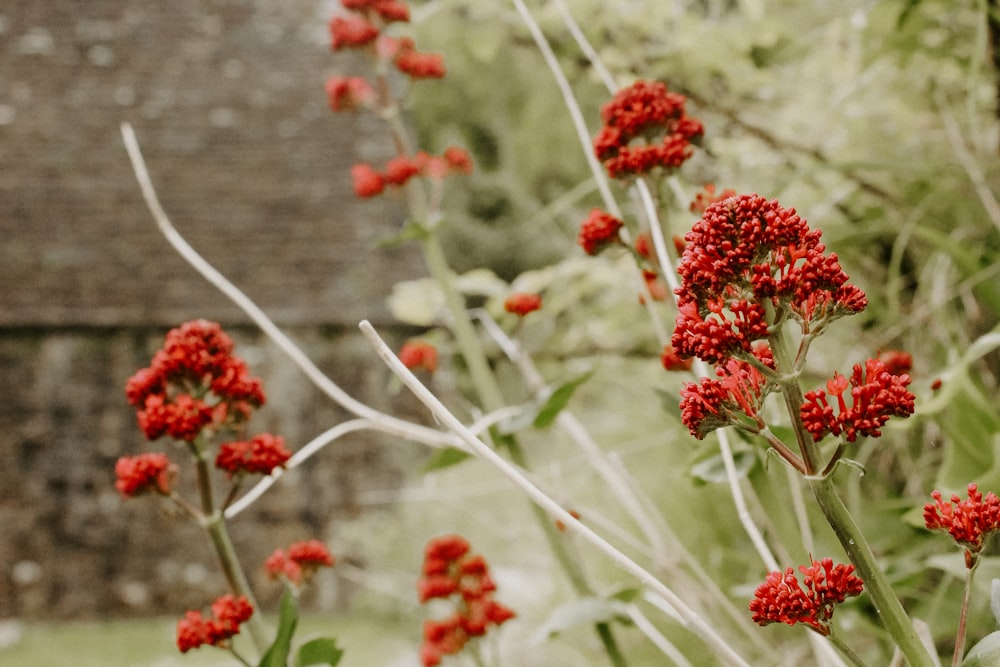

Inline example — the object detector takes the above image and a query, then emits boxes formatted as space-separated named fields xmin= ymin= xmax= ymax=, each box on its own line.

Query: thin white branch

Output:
xmin=119 ymin=123 xmax=458 ymax=455
xmin=937 ymin=94 xmax=1000 ymax=237
xmin=626 ymin=604 xmax=694 ymax=667
xmin=359 ymin=319 xmax=754 ymax=667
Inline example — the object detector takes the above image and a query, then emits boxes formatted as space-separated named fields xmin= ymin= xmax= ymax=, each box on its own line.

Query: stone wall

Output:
xmin=0 ymin=0 xmax=430 ymax=619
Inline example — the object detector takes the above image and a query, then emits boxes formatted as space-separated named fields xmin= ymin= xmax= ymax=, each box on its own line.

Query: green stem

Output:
xmin=829 ymin=629 xmax=871 ymax=667
xmin=192 ymin=442 xmax=268 ymax=655
xmin=768 ymin=326 xmax=935 ymax=667
xmin=953 ymin=558 xmax=979 ymax=667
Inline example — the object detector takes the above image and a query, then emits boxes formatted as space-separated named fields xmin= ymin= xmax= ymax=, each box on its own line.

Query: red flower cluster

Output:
xmin=417 ymin=535 xmax=515 ymax=667
xmin=679 ymin=345 xmax=774 ymax=438
xmin=672 ymin=194 xmax=867 ymax=365
xmin=925 ymin=484 xmax=1000 ymax=566
xmin=351 ymin=148 xmax=473 ymax=199
xmin=265 ymin=539 xmax=336 ymax=585
xmin=749 ymin=558 xmax=864 ymax=636
xmin=504 ymin=292 xmax=543 ymax=316
xmin=800 ymin=358 xmax=915 ymax=443
xmin=325 ymin=76 xmax=375 ymax=112
xmin=593 ymin=80 xmax=703 ymax=179
xmin=215 ymin=433 xmax=292 ymax=478
xmin=661 ymin=344 xmax=693 ymax=372
xmin=399 ymin=340 xmax=439 ymax=373
xmin=125 ymin=320 xmax=265 ymax=442
xmin=115 ymin=452 xmax=177 ymax=498
xmin=689 ymin=183 xmax=737 ymax=214
xmin=577 ymin=208 xmax=624 ymax=255
xmin=330 ymin=1 xmax=445 ymax=81
xmin=176 ymin=594 xmax=254 ymax=653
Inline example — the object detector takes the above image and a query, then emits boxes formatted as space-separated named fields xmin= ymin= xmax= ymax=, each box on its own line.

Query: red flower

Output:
xmin=593 ymin=80 xmax=703 ymax=179
xmin=125 ymin=320 xmax=266 ymax=442
xmin=577 ymin=208 xmax=624 ymax=255
xmin=176 ymin=595 xmax=253 ymax=652
xmin=689 ymin=183 xmax=737 ymax=214
xmin=394 ymin=39 xmax=446 ymax=79
xmin=672 ymin=194 xmax=867 ymax=365
xmin=443 ymin=146 xmax=474 ymax=174
xmin=329 ymin=15 xmax=380 ymax=50
xmin=417 ymin=535 xmax=514 ymax=664
xmin=266 ymin=539 xmax=335 ymax=585
xmin=679 ymin=346 xmax=774 ymax=438
xmin=383 ymin=155 xmax=422 ymax=186
xmin=399 ymin=340 xmax=438 ymax=373
xmin=215 ymin=433 xmax=292 ymax=477
xmin=878 ymin=349 xmax=913 ymax=376
xmin=800 ymin=358 xmax=915 ymax=443
xmin=749 ymin=558 xmax=864 ymax=636
xmin=115 ymin=453 xmax=177 ymax=498
xmin=660 ymin=344 xmax=693 ymax=372
xmin=925 ymin=484 xmax=1000 ymax=566
xmin=341 ymin=0 xmax=411 ymax=22
xmin=325 ymin=75 xmax=375 ymax=112
xmin=504 ymin=292 xmax=542 ymax=316
xmin=351 ymin=163 xmax=385 ymax=198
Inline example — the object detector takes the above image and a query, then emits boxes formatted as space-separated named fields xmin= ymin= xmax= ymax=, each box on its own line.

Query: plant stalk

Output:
xmin=952 ymin=558 xmax=979 ymax=667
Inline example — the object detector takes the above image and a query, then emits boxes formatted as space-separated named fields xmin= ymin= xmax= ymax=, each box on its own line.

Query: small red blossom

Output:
xmin=341 ymin=0 xmax=411 ymax=22
xmin=325 ymin=75 xmax=375 ymax=112
xmin=800 ymin=358 xmax=915 ymax=443
xmin=443 ymin=146 xmax=473 ymax=174
xmin=399 ymin=340 xmax=438 ymax=373
xmin=215 ymin=433 xmax=292 ymax=477
xmin=418 ymin=535 xmax=514 ymax=665
xmin=329 ymin=15 xmax=380 ymax=50
xmin=878 ymin=349 xmax=913 ymax=376
xmin=351 ymin=163 xmax=385 ymax=198
xmin=925 ymin=484 xmax=1000 ymax=566
xmin=679 ymin=345 xmax=774 ymax=438
xmin=577 ymin=208 xmax=624 ymax=255
xmin=689 ymin=183 xmax=737 ymax=214
xmin=115 ymin=453 xmax=177 ymax=498
xmin=660 ymin=344 xmax=693 ymax=372
xmin=749 ymin=558 xmax=863 ymax=636
xmin=641 ymin=269 xmax=668 ymax=302
xmin=504 ymin=292 xmax=542 ymax=316
xmin=266 ymin=539 xmax=335 ymax=585
xmin=593 ymin=80 xmax=703 ymax=179
xmin=176 ymin=595 xmax=253 ymax=653
xmin=383 ymin=155 xmax=423 ymax=185
xmin=394 ymin=39 xmax=446 ymax=79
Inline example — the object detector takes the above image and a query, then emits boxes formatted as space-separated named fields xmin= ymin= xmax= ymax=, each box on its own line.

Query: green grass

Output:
xmin=0 ymin=614 xmax=414 ymax=667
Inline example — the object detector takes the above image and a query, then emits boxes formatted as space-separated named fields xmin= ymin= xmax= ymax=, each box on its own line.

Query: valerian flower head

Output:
xmin=577 ymin=208 xmax=624 ymax=256
xmin=124 ymin=320 xmax=266 ymax=442
xmin=176 ymin=595 xmax=253 ymax=653
xmin=679 ymin=344 xmax=774 ymax=438
xmin=925 ymin=484 xmax=1000 ymax=567
xmin=417 ymin=535 xmax=515 ymax=666
xmin=593 ymin=80 xmax=703 ymax=179
xmin=800 ymin=357 xmax=915 ymax=443
xmin=504 ymin=292 xmax=543 ymax=317
xmin=671 ymin=194 xmax=867 ymax=365
xmin=749 ymin=558 xmax=864 ymax=636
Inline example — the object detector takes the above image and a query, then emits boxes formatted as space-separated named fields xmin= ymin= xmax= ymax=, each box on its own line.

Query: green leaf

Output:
xmin=532 ymin=372 xmax=594 ymax=430
xmin=258 ymin=590 xmax=299 ymax=667
xmin=377 ymin=221 xmax=430 ymax=248
xmin=532 ymin=596 xmax=632 ymax=644
xmin=689 ymin=448 xmax=756 ymax=485
xmin=423 ymin=447 xmax=471 ymax=472
xmin=962 ymin=630 xmax=1000 ymax=667
xmin=296 ymin=637 xmax=344 ymax=667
